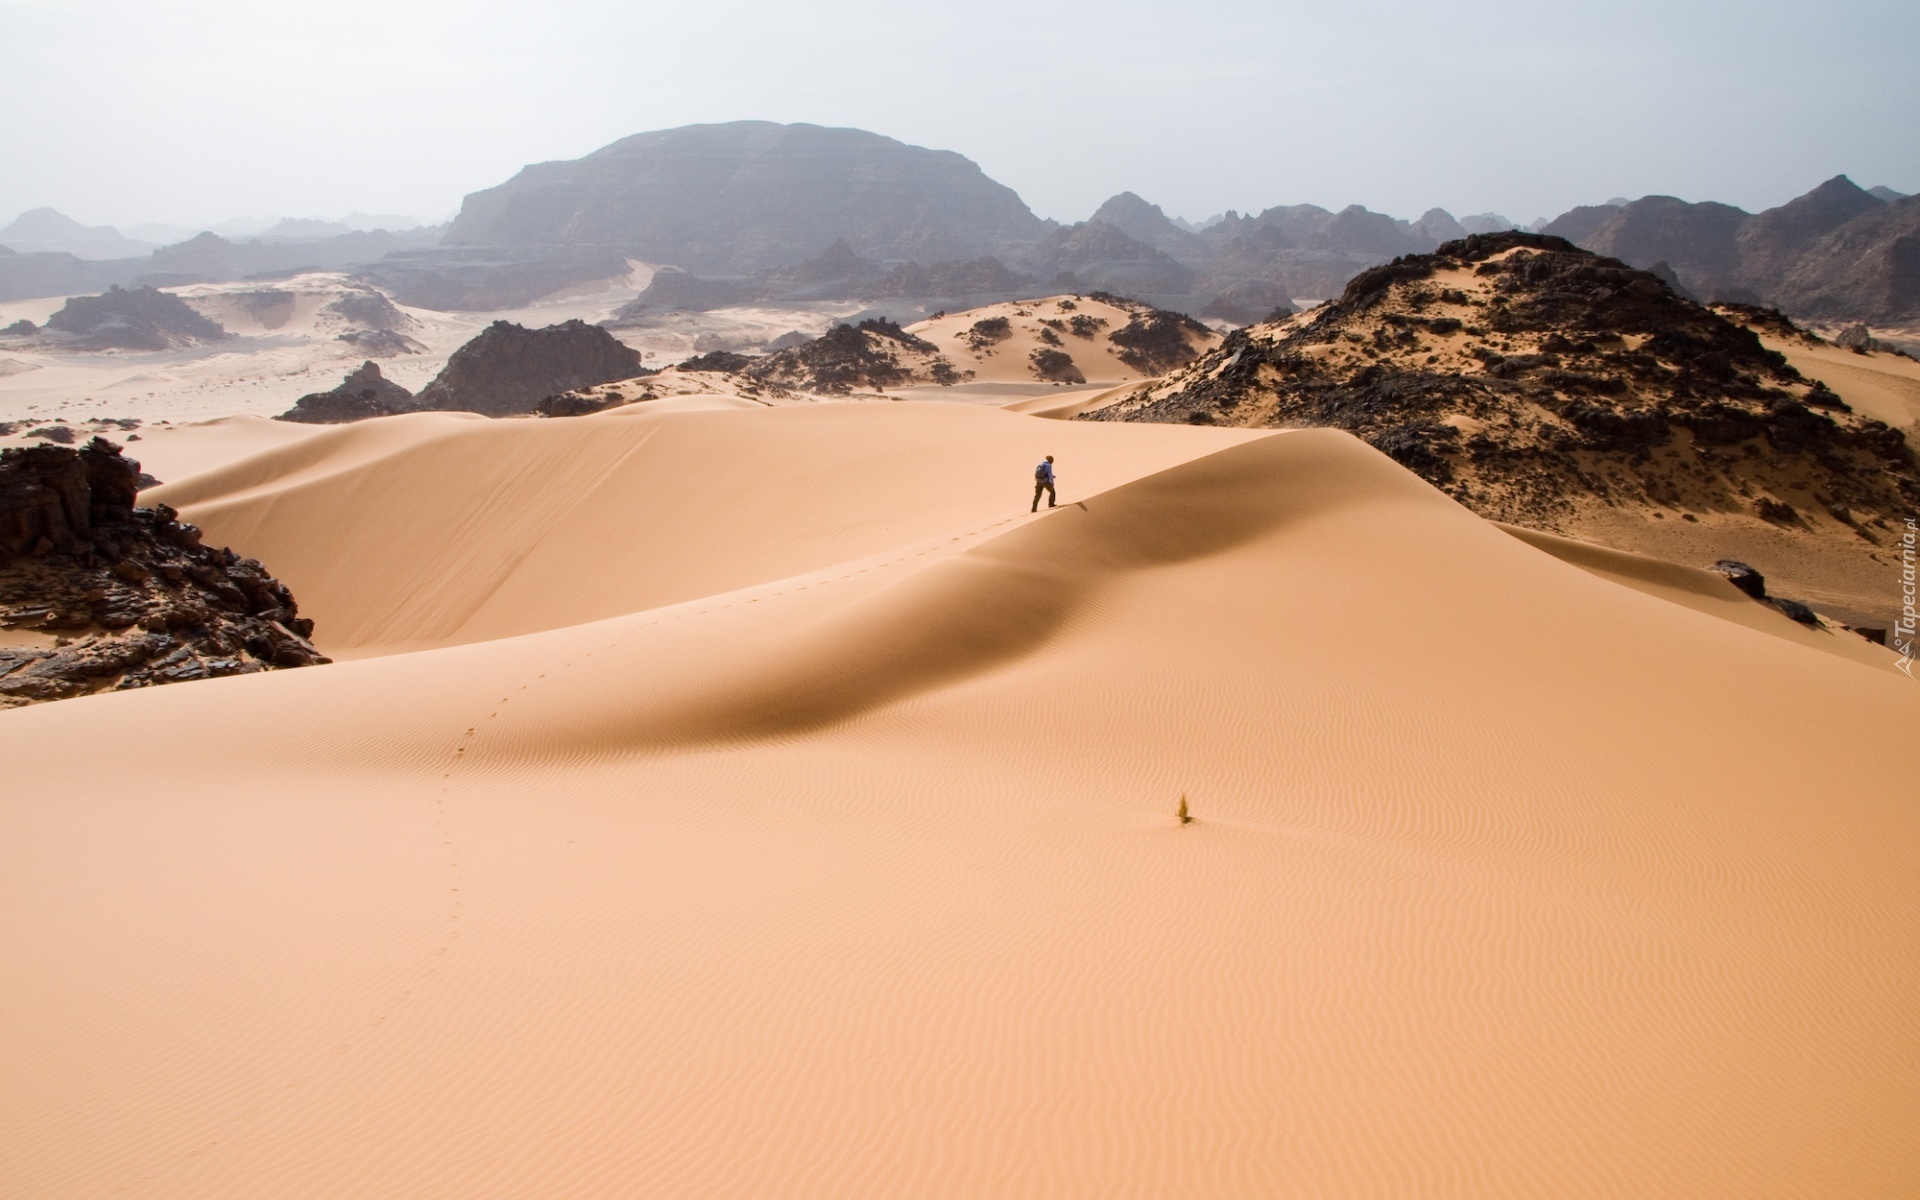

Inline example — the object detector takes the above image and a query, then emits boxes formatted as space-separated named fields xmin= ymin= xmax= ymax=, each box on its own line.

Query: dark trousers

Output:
xmin=1032 ymin=479 xmax=1055 ymax=510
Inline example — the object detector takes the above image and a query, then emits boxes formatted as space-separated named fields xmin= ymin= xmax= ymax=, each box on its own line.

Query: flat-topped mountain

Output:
xmin=443 ymin=121 xmax=1052 ymax=274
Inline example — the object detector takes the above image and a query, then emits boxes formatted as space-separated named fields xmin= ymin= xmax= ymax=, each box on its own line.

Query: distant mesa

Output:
xmin=443 ymin=121 xmax=1050 ymax=273
xmin=411 ymin=319 xmax=647 ymax=417
xmin=277 ymin=361 xmax=415 ymax=424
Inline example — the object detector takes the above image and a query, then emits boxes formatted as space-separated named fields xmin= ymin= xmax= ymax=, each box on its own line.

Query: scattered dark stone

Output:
xmin=27 ymin=425 xmax=76 ymax=444
xmin=964 ymin=316 xmax=1013 ymax=349
xmin=1842 ymin=624 xmax=1887 ymax=645
xmin=535 ymin=391 xmax=625 ymax=418
xmin=1754 ymin=497 xmax=1799 ymax=523
xmin=1107 ymin=306 xmax=1211 ymax=374
xmin=677 ymin=350 xmax=754 ymax=374
xmin=1769 ymin=597 xmax=1819 ymax=625
xmin=1029 ymin=348 xmax=1085 ymax=384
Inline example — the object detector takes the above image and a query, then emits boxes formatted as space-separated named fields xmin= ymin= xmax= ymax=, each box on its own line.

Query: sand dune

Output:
xmin=909 ymin=295 xmax=1218 ymax=385
xmin=2 ymin=404 xmax=1915 ymax=1198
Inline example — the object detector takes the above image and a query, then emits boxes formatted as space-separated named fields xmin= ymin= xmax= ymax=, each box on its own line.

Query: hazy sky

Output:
xmin=3 ymin=0 xmax=1916 ymax=232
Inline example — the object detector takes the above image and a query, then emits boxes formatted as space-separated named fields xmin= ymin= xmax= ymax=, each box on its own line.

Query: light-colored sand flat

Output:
xmin=2 ymin=406 xmax=1914 ymax=1198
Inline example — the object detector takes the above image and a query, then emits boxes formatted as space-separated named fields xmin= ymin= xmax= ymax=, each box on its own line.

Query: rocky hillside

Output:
xmin=411 ymin=319 xmax=647 ymax=416
xmin=0 ymin=438 xmax=326 ymax=707
xmin=1088 ymin=233 xmax=1916 ymax=615
xmin=723 ymin=319 xmax=967 ymax=394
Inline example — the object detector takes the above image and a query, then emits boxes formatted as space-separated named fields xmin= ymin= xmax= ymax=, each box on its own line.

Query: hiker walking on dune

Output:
xmin=1032 ymin=455 xmax=1057 ymax=511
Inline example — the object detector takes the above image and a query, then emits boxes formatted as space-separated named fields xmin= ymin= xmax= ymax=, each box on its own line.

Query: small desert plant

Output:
xmin=1177 ymin=794 xmax=1192 ymax=825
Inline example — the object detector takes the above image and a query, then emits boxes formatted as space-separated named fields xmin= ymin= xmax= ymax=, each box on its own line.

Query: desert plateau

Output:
xmin=2 ymin=4 xmax=1916 ymax=1197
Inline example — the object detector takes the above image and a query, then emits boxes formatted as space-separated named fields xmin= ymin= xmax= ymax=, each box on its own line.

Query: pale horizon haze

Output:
xmin=2 ymin=0 xmax=1916 ymax=234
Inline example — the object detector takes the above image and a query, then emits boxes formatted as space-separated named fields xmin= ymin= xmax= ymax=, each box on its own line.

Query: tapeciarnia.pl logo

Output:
xmin=1896 ymin=516 xmax=1916 ymax=678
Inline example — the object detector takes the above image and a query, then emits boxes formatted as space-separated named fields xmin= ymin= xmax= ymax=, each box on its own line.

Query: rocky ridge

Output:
xmin=1089 ymin=232 xmax=1918 ymax=540
xmin=0 ymin=438 xmax=326 ymax=707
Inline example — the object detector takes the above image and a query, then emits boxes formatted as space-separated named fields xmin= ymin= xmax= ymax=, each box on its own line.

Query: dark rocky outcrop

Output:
xmin=1090 ymin=232 xmax=1917 ymax=535
xmin=37 ymin=285 xmax=229 ymax=351
xmin=411 ymin=320 xmax=647 ymax=416
xmin=0 ymin=438 xmax=326 ymax=707
xmin=276 ymin=361 xmax=415 ymax=424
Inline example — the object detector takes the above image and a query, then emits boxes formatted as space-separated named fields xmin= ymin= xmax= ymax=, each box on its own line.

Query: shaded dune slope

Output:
xmin=2 ymin=408 xmax=1915 ymax=1198
xmin=149 ymin=404 xmax=1264 ymax=655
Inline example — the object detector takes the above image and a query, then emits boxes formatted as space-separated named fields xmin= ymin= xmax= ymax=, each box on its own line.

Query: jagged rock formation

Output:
xmin=442 ymin=122 xmax=1051 ymax=274
xmin=411 ymin=319 xmax=647 ymax=416
xmin=0 ymin=438 xmax=326 ymax=707
xmin=1089 ymin=232 xmax=1917 ymax=538
xmin=33 ymin=285 xmax=230 ymax=351
xmin=276 ymin=361 xmax=415 ymax=424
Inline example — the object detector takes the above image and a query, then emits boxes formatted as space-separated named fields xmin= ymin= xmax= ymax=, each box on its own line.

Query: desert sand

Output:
xmin=1 ymin=400 xmax=1915 ymax=1198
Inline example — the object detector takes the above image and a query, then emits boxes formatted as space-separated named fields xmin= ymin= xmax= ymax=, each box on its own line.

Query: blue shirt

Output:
xmin=1036 ymin=461 xmax=1055 ymax=484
